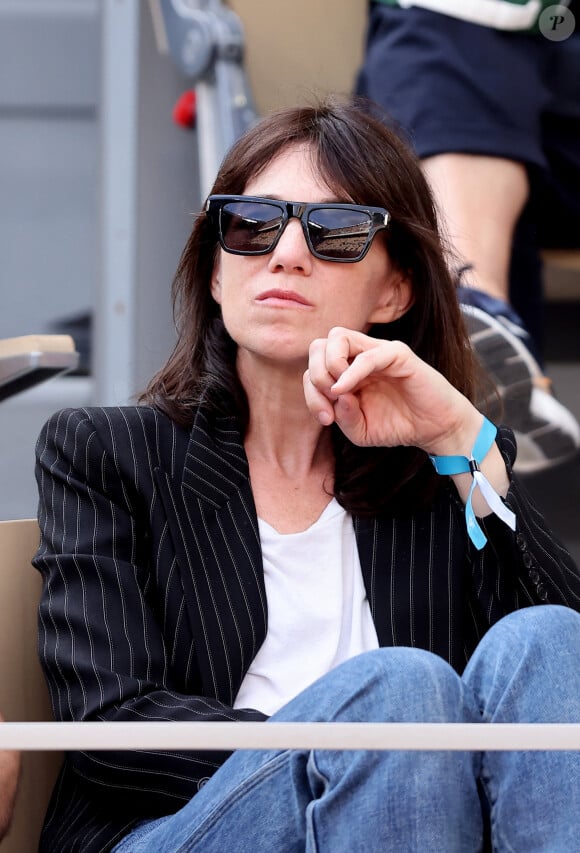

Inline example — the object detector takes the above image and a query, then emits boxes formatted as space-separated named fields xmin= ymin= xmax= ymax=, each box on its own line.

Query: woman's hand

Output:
xmin=304 ymin=327 xmax=511 ymax=513
xmin=303 ymin=327 xmax=483 ymax=457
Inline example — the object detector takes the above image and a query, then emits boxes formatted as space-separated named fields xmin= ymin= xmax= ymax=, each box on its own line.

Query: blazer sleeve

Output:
xmin=33 ymin=408 xmax=267 ymax=813
xmin=469 ymin=425 xmax=580 ymax=624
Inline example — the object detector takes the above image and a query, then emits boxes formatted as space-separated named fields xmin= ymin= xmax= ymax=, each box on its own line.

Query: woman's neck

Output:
xmin=238 ymin=355 xmax=333 ymax=477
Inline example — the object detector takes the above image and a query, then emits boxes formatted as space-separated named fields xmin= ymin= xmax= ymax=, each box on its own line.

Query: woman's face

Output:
xmin=211 ymin=144 xmax=411 ymax=372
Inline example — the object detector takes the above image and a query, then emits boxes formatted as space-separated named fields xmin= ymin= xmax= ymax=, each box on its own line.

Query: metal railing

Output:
xmin=1 ymin=721 xmax=580 ymax=752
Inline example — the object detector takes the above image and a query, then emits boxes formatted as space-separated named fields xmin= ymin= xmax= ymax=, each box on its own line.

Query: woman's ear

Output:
xmin=210 ymin=256 xmax=222 ymax=304
xmin=368 ymin=273 xmax=413 ymax=324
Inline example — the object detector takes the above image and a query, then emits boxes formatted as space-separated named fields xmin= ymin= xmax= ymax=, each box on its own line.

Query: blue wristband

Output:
xmin=429 ymin=417 xmax=516 ymax=550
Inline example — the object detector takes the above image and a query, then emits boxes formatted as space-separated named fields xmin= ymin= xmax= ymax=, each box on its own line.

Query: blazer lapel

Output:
xmin=155 ymin=408 xmax=267 ymax=705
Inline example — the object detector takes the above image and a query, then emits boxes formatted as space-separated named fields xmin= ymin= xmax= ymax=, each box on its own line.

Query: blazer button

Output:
xmin=522 ymin=552 xmax=533 ymax=568
xmin=529 ymin=569 xmax=540 ymax=585
xmin=536 ymin=583 xmax=548 ymax=601
xmin=516 ymin=533 xmax=527 ymax=550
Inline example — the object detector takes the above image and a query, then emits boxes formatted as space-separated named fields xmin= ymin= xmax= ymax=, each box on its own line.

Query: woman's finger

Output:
xmin=332 ymin=393 xmax=366 ymax=443
xmin=331 ymin=340 xmax=414 ymax=395
xmin=307 ymin=338 xmax=341 ymax=395
xmin=322 ymin=327 xmax=358 ymax=380
xmin=303 ymin=369 xmax=336 ymax=426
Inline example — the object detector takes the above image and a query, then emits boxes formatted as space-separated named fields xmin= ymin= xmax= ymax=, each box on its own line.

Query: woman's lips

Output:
xmin=256 ymin=289 xmax=313 ymax=307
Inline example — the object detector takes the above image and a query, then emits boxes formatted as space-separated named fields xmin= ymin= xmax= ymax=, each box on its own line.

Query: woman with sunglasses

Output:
xmin=33 ymin=98 xmax=580 ymax=852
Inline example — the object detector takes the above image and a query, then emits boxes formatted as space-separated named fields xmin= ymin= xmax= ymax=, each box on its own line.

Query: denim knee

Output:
xmin=492 ymin=604 xmax=580 ymax=641
xmin=469 ymin=604 xmax=580 ymax=664
xmin=463 ymin=605 xmax=580 ymax=722
xmin=279 ymin=647 xmax=479 ymax=725
xmin=376 ymin=646 xmax=480 ymax=722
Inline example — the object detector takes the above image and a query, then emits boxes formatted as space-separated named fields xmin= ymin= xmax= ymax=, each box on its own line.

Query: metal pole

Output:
xmin=96 ymin=0 xmax=140 ymax=405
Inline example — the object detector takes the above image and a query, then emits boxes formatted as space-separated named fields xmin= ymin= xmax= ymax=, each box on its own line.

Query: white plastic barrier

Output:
xmin=1 ymin=721 xmax=580 ymax=752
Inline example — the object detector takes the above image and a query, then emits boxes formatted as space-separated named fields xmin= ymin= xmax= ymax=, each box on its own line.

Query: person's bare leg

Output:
xmin=422 ymin=153 xmax=529 ymax=302
xmin=422 ymin=153 xmax=580 ymax=473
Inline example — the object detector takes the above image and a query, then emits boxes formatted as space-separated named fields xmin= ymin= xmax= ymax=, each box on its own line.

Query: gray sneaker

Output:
xmin=461 ymin=303 xmax=580 ymax=474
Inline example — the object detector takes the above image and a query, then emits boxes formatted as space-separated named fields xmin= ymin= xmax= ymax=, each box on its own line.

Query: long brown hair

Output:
xmin=142 ymin=97 xmax=478 ymax=516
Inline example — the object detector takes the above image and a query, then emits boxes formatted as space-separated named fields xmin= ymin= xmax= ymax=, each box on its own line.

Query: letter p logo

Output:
xmin=539 ymin=5 xmax=576 ymax=40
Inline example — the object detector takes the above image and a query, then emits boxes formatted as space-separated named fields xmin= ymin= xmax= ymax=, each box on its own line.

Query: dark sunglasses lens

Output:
xmin=220 ymin=201 xmax=283 ymax=253
xmin=307 ymin=208 xmax=373 ymax=259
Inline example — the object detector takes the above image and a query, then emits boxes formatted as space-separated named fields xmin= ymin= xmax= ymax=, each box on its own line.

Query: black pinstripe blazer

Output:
xmin=33 ymin=404 xmax=580 ymax=853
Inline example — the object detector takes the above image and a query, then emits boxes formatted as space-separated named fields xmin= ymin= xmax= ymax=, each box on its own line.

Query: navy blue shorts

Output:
xmin=356 ymin=4 xmax=580 ymax=250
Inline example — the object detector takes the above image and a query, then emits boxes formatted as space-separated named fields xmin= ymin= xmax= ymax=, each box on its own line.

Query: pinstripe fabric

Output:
xmin=33 ymin=405 xmax=580 ymax=853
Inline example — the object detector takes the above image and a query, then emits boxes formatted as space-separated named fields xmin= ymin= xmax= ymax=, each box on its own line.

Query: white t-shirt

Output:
xmin=233 ymin=498 xmax=379 ymax=715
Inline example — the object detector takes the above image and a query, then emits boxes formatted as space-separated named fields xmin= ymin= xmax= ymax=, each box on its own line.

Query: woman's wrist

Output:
xmin=423 ymin=406 xmax=485 ymax=458
xmin=428 ymin=415 xmax=495 ymax=475
xmin=428 ymin=416 xmax=514 ymax=550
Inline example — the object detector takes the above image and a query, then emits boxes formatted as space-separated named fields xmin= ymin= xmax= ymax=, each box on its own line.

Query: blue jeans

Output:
xmin=113 ymin=605 xmax=580 ymax=852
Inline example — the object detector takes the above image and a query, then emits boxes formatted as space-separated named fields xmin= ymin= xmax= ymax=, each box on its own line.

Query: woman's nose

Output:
xmin=268 ymin=218 xmax=312 ymax=271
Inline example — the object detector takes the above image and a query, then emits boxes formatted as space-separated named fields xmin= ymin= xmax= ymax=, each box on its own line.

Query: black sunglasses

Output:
xmin=205 ymin=195 xmax=390 ymax=263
